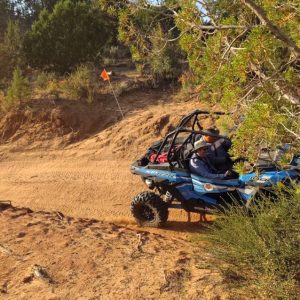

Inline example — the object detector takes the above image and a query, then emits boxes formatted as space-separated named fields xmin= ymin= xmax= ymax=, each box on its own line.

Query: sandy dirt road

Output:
xmin=0 ymin=94 xmax=213 ymax=233
xmin=0 ymin=158 xmax=142 ymax=220
xmin=0 ymin=155 xmax=204 ymax=235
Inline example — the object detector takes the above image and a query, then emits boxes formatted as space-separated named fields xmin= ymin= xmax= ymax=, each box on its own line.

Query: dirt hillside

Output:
xmin=0 ymin=85 xmax=238 ymax=299
xmin=0 ymin=202 xmax=231 ymax=300
xmin=0 ymin=88 xmax=218 ymax=223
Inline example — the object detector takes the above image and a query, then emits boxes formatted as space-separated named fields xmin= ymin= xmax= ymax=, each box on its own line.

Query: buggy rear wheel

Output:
xmin=131 ymin=192 xmax=169 ymax=227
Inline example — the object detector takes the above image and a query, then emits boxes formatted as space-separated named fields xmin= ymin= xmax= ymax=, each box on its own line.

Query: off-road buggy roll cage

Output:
xmin=151 ymin=109 xmax=228 ymax=169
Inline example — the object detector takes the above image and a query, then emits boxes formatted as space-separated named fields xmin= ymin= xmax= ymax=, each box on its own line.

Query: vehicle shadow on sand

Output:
xmin=163 ymin=220 xmax=214 ymax=234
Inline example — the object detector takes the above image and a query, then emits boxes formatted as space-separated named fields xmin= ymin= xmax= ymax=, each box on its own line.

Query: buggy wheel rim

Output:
xmin=139 ymin=205 xmax=155 ymax=222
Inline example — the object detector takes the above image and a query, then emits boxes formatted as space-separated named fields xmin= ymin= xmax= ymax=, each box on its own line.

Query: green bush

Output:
xmin=101 ymin=44 xmax=130 ymax=67
xmin=149 ymin=24 xmax=183 ymax=82
xmin=118 ymin=4 xmax=184 ymax=82
xmin=202 ymin=188 xmax=300 ymax=299
xmin=3 ymin=67 xmax=31 ymax=110
xmin=35 ymin=71 xmax=57 ymax=90
xmin=61 ymin=64 xmax=97 ymax=103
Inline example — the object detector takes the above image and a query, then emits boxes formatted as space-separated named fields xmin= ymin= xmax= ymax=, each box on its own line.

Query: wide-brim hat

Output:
xmin=194 ymin=140 xmax=211 ymax=151
xmin=206 ymin=127 xmax=220 ymax=135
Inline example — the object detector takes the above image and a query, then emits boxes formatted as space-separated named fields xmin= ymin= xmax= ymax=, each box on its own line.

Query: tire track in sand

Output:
xmin=0 ymin=159 xmax=145 ymax=222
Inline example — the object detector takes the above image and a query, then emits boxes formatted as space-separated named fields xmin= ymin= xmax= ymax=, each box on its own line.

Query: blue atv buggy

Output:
xmin=130 ymin=110 xmax=300 ymax=227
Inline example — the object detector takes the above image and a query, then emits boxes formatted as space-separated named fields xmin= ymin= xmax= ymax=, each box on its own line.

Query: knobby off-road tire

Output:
xmin=131 ymin=192 xmax=169 ymax=227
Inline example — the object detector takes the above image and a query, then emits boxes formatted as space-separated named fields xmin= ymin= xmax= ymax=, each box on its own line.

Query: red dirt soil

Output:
xmin=0 ymin=87 xmax=242 ymax=299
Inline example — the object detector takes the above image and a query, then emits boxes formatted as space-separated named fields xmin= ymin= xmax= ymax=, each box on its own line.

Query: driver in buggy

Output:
xmin=200 ymin=128 xmax=234 ymax=172
xmin=189 ymin=140 xmax=237 ymax=179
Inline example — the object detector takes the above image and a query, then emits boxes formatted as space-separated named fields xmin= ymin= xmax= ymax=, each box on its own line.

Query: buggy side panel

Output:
xmin=131 ymin=164 xmax=191 ymax=183
xmin=237 ymin=186 xmax=259 ymax=201
xmin=240 ymin=170 xmax=299 ymax=187
xmin=191 ymin=174 xmax=241 ymax=193
xmin=175 ymin=183 xmax=201 ymax=200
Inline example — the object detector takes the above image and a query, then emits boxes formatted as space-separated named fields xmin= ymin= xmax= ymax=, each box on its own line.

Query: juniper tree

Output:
xmin=102 ymin=0 xmax=184 ymax=81
xmin=100 ymin=0 xmax=299 ymax=159
xmin=172 ymin=0 xmax=300 ymax=159
xmin=24 ymin=0 xmax=115 ymax=73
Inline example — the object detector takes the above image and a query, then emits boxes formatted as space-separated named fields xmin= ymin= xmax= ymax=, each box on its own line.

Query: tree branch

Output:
xmin=221 ymin=29 xmax=249 ymax=59
xmin=279 ymin=123 xmax=300 ymax=141
xmin=241 ymin=0 xmax=300 ymax=56
xmin=223 ymin=38 xmax=300 ymax=106
xmin=249 ymin=62 xmax=300 ymax=105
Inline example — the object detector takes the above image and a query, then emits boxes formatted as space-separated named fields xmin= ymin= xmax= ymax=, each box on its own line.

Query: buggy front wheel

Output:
xmin=131 ymin=192 xmax=169 ymax=227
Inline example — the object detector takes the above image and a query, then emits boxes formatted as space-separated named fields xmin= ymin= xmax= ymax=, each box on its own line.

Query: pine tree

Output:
xmin=0 ymin=19 xmax=24 ymax=80
xmin=105 ymin=0 xmax=299 ymax=158
xmin=5 ymin=67 xmax=30 ymax=109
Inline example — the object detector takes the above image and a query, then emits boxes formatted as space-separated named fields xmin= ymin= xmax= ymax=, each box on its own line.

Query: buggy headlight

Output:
xmin=145 ymin=179 xmax=154 ymax=188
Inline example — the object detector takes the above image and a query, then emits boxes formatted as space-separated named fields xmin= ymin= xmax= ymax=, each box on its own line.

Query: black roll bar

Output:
xmin=152 ymin=110 xmax=229 ymax=168
xmin=153 ymin=127 xmax=228 ymax=168
xmin=177 ymin=109 xmax=227 ymax=129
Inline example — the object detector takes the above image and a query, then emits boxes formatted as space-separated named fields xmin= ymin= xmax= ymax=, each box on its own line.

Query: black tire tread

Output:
xmin=131 ymin=191 xmax=169 ymax=227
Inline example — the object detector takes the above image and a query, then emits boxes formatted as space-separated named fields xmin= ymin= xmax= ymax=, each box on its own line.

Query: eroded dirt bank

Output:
xmin=0 ymin=203 xmax=229 ymax=300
